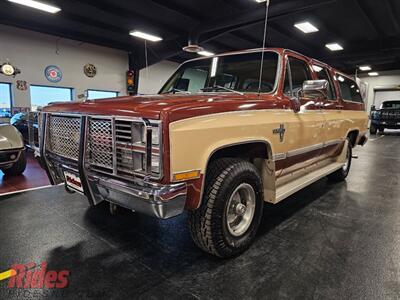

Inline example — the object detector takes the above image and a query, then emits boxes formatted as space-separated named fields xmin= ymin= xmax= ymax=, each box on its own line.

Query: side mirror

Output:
xmin=302 ymin=80 xmax=329 ymax=100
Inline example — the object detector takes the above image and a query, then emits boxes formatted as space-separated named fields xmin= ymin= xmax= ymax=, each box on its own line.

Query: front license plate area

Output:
xmin=64 ymin=171 xmax=84 ymax=193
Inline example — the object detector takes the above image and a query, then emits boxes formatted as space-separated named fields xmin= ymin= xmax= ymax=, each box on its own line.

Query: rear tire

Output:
xmin=2 ymin=151 xmax=26 ymax=176
xmin=378 ymin=127 xmax=385 ymax=134
xmin=328 ymin=138 xmax=352 ymax=182
xmin=369 ymin=124 xmax=377 ymax=134
xmin=188 ymin=158 xmax=264 ymax=258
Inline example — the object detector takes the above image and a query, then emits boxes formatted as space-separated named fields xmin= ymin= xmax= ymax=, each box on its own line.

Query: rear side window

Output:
xmin=314 ymin=66 xmax=336 ymax=100
xmin=337 ymin=75 xmax=363 ymax=103
xmin=284 ymin=57 xmax=312 ymax=97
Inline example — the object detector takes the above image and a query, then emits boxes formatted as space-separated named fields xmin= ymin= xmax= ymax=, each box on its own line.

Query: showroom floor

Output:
xmin=0 ymin=133 xmax=399 ymax=299
xmin=0 ymin=151 xmax=50 ymax=195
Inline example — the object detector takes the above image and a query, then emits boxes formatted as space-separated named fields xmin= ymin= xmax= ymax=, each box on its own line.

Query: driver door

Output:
xmin=278 ymin=54 xmax=326 ymax=176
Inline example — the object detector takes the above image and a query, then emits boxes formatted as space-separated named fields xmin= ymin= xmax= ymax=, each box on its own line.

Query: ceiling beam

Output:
xmin=190 ymin=0 xmax=337 ymax=45
xmin=352 ymin=0 xmax=380 ymax=38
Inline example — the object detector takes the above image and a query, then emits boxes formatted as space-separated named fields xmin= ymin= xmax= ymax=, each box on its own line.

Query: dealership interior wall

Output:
xmin=0 ymin=24 xmax=178 ymax=111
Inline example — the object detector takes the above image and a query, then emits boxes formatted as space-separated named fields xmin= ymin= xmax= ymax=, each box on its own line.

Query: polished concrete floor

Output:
xmin=0 ymin=133 xmax=399 ymax=299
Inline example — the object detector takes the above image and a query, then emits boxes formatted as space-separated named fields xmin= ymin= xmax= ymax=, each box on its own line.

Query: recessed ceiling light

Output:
xmin=294 ymin=22 xmax=319 ymax=34
xmin=129 ymin=31 xmax=162 ymax=42
xmin=198 ymin=51 xmax=214 ymax=57
xmin=326 ymin=43 xmax=343 ymax=51
xmin=312 ymin=65 xmax=323 ymax=72
xmin=8 ymin=0 xmax=61 ymax=13
xmin=368 ymin=72 xmax=379 ymax=77
xmin=337 ymin=76 xmax=345 ymax=82
xmin=359 ymin=65 xmax=371 ymax=71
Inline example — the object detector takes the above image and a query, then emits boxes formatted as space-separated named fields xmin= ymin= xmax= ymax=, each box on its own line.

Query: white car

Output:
xmin=0 ymin=123 xmax=26 ymax=176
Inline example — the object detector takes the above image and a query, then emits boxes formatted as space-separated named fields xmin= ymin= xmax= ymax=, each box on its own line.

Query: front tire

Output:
xmin=2 ymin=151 xmax=26 ymax=176
xmin=188 ymin=158 xmax=264 ymax=258
xmin=328 ymin=138 xmax=352 ymax=182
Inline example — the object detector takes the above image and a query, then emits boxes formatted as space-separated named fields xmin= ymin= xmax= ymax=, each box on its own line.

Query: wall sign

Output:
xmin=16 ymin=80 xmax=28 ymax=91
xmin=84 ymin=63 xmax=97 ymax=78
xmin=45 ymin=65 xmax=62 ymax=83
xmin=0 ymin=63 xmax=21 ymax=77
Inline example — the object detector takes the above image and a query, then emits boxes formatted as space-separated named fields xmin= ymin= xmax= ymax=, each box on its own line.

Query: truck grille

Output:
xmin=47 ymin=115 xmax=81 ymax=160
xmin=87 ymin=117 xmax=151 ymax=180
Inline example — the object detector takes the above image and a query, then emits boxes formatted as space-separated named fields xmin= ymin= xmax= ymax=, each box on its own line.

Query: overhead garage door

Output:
xmin=374 ymin=90 xmax=400 ymax=109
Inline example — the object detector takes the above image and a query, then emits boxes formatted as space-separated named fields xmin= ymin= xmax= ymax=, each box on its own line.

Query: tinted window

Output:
xmin=160 ymin=52 xmax=279 ymax=94
xmin=289 ymin=57 xmax=312 ymax=94
xmin=87 ymin=90 xmax=119 ymax=100
xmin=337 ymin=75 xmax=363 ymax=103
xmin=314 ymin=66 xmax=336 ymax=100
xmin=0 ymin=83 xmax=12 ymax=117
xmin=30 ymin=85 xmax=73 ymax=111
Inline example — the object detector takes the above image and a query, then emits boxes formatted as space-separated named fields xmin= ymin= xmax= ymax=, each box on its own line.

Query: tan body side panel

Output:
xmin=169 ymin=109 xmax=368 ymax=181
xmin=323 ymin=110 xmax=368 ymax=141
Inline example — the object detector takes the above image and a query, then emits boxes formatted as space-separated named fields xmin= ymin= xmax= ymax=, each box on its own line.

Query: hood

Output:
xmin=43 ymin=93 xmax=286 ymax=122
xmin=0 ymin=124 xmax=24 ymax=150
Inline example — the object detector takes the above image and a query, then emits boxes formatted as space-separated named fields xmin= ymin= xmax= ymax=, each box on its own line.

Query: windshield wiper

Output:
xmin=161 ymin=88 xmax=191 ymax=94
xmin=201 ymin=85 xmax=244 ymax=95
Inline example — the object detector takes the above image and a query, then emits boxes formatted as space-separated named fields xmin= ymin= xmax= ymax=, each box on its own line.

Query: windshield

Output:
xmin=159 ymin=51 xmax=279 ymax=94
xmin=382 ymin=101 xmax=400 ymax=109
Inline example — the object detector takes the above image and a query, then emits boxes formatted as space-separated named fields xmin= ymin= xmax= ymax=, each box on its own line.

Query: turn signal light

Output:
xmin=173 ymin=170 xmax=201 ymax=181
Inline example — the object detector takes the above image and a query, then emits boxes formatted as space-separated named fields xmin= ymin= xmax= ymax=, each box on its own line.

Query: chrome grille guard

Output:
xmin=40 ymin=113 xmax=185 ymax=219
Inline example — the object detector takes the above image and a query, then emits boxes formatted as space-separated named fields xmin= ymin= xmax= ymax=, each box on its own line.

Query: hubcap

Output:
xmin=226 ymin=183 xmax=256 ymax=237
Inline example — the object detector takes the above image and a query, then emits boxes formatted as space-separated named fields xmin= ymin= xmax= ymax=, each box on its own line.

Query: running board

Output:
xmin=275 ymin=162 xmax=344 ymax=203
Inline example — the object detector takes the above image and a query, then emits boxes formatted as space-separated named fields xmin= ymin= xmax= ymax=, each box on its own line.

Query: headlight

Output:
xmin=152 ymin=126 xmax=160 ymax=146
xmin=151 ymin=155 xmax=160 ymax=173
xmin=149 ymin=121 xmax=162 ymax=175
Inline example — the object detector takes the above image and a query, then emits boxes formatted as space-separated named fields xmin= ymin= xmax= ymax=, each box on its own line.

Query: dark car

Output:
xmin=370 ymin=100 xmax=400 ymax=134
xmin=10 ymin=112 xmax=40 ymax=149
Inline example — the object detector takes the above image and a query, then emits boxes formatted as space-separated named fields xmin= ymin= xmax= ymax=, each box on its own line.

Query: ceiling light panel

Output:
xmin=326 ymin=43 xmax=343 ymax=51
xmin=8 ymin=0 xmax=61 ymax=13
xmin=198 ymin=51 xmax=215 ymax=57
xmin=294 ymin=22 xmax=319 ymax=33
xmin=359 ymin=66 xmax=371 ymax=71
xmin=368 ymin=72 xmax=379 ymax=77
xmin=129 ymin=31 xmax=162 ymax=42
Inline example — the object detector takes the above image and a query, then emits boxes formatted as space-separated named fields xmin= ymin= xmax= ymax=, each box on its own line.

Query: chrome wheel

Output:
xmin=226 ymin=183 xmax=256 ymax=237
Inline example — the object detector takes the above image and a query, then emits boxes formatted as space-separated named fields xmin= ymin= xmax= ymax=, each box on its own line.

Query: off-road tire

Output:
xmin=3 ymin=150 xmax=27 ymax=176
xmin=378 ymin=127 xmax=385 ymax=134
xmin=328 ymin=138 xmax=352 ymax=182
xmin=188 ymin=158 xmax=264 ymax=258
xmin=369 ymin=124 xmax=377 ymax=135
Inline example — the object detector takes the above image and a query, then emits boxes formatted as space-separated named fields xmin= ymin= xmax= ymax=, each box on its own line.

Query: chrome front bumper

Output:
xmin=40 ymin=113 xmax=187 ymax=220
xmin=86 ymin=174 xmax=187 ymax=219
xmin=0 ymin=148 xmax=23 ymax=168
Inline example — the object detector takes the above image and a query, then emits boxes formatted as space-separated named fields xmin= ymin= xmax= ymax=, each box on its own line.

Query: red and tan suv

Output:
xmin=40 ymin=48 xmax=368 ymax=258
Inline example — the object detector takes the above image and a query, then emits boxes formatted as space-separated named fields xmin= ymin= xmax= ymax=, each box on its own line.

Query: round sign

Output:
xmin=84 ymin=63 xmax=97 ymax=78
xmin=44 ymin=65 xmax=62 ymax=83
xmin=1 ymin=64 xmax=15 ymax=76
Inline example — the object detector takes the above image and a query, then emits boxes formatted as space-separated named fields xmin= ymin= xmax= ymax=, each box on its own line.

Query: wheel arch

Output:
xmin=346 ymin=129 xmax=360 ymax=147
xmin=191 ymin=139 xmax=274 ymax=210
